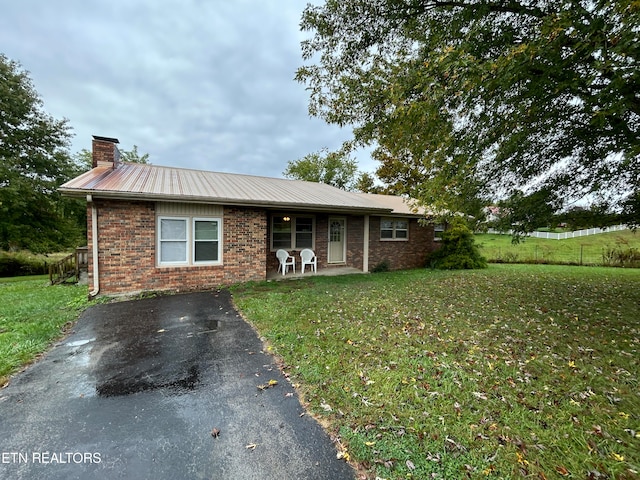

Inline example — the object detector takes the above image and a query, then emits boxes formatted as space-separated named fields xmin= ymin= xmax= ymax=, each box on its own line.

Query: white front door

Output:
xmin=328 ymin=218 xmax=346 ymax=263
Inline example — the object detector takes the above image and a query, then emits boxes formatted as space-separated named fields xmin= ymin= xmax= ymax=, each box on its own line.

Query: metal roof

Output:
xmin=356 ymin=193 xmax=427 ymax=216
xmin=60 ymin=163 xmax=418 ymax=214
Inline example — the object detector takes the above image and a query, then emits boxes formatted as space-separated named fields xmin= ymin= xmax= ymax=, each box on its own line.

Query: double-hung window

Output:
xmin=159 ymin=218 xmax=188 ymax=264
xmin=271 ymin=215 xmax=314 ymax=250
xmin=434 ymin=224 xmax=445 ymax=241
xmin=158 ymin=216 xmax=221 ymax=266
xmin=193 ymin=218 xmax=220 ymax=262
xmin=380 ymin=218 xmax=409 ymax=240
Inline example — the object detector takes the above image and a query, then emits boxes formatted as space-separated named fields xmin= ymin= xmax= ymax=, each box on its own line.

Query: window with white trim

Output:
xmin=158 ymin=216 xmax=222 ymax=266
xmin=380 ymin=218 xmax=409 ymax=240
xmin=434 ymin=224 xmax=445 ymax=241
xmin=159 ymin=217 xmax=188 ymax=264
xmin=193 ymin=218 xmax=220 ymax=263
xmin=271 ymin=215 xmax=314 ymax=250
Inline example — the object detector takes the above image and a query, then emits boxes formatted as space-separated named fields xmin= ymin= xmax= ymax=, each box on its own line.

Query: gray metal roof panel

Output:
xmin=60 ymin=163 xmax=393 ymax=213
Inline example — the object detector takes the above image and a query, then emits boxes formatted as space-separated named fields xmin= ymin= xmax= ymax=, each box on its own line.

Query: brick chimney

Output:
xmin=92 ymin=136 xmax=121 ymax=169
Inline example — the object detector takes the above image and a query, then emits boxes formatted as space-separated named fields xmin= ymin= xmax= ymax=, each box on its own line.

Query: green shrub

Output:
xmin=602 ymin=246 xmax=640 ymax=267
xmin=371 ymin=259 xmax=390 ymax=273
xmin=427 ymin=218 xmax=487 ymax=270
xmin=0 ymin=251 xmax=48 ymax=277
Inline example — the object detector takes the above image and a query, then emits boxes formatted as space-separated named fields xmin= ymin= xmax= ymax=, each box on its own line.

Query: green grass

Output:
xmin=476 ymin=230 xmax=640 ymax=266
xmin=233 ymin=265 xmax=640 ymax=479
xmin=0 ymin=277 xmax=89 ymax=385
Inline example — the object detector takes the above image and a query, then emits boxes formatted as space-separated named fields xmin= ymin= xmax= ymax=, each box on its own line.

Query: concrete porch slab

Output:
xmin=266 ymin=267 xmax=365 ymax=281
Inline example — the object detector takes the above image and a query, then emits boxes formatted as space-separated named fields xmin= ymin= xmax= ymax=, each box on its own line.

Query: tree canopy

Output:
xmin=0 ymin=54 xmax=84 ymax=252
xmin=283 ymin=147 xmax=361 ymax=190
xmin=296 ymin=0 xmax=639 ymax=218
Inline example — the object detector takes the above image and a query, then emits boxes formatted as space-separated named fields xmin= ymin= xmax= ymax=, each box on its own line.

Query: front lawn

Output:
xmin=476 ymin=230 xmax=640 ymax=266
xmin=0 ymin=276 xmax=88 ymax=386
xmin=233 ymin=265 xmax=640 ymax=479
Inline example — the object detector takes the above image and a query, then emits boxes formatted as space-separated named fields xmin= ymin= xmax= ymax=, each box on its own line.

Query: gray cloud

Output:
xmin=0 ymin=0 xmax=375 ymax=177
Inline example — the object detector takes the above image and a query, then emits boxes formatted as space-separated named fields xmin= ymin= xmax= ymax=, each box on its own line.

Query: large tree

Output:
xmin=0 ymin=54 xmax=84 ymax=253
xmin=296 ymin=0 xmax=639 ymax=218
xmin=283 ymin=147 xmax=360 ymax=190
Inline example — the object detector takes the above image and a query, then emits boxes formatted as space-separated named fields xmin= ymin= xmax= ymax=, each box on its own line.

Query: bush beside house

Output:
xmin=427 ymin=218 xmax=487 ymax=270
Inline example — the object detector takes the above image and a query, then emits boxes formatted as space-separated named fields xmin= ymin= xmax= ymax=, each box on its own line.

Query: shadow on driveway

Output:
xmin=0 ymin=290 xmax=355 ymax=480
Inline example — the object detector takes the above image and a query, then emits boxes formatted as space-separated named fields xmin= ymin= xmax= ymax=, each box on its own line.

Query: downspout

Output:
xmin=88 ymin=195 xmax=100 ymax=297
xmin=363 ymin=215 xmax=370 ymax=272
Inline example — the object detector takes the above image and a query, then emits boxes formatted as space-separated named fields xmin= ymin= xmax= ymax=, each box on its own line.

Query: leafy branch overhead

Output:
xmin=296 ymin=0 xmax=639 ymax=214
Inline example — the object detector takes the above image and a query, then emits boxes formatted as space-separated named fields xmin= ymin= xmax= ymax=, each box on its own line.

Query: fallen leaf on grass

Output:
xmin=336 ymin=450 xmax=350 ymax=461
xmin=482 ymin=465 xmax=495 ymax=475
xmin=555 ymin=465 xmax=569 ymax=476
xmin=320 ymin=402 xmax=333 ymax=412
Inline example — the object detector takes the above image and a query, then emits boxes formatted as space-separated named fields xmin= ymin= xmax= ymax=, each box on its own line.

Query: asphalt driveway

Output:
xmin=0 ymin=290 xmax=355 ymax=480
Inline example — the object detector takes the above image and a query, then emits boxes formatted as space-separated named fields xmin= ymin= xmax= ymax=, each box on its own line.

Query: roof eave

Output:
xmin=58 ymin=188 xmax=393 ymax=215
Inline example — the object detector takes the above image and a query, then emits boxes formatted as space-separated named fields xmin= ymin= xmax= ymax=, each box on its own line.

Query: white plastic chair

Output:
xmin=300 ymin=248 xmax=317 ymax=274
xmin=276 ymin=249 xmax=295 ymax=275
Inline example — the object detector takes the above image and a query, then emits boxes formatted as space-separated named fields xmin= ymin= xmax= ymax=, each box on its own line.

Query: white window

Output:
xmin=380 ymin=218 xmax=409 ymax=240
xmin=159 ymin=217 xmax=188 ymax=264
xmin=193 ymin=218 xmax=220 ymax=263
xmin=271 ymin=215 xmax=314 ymax=250
xmin=158 ymin=216 xmax=222 ymax=266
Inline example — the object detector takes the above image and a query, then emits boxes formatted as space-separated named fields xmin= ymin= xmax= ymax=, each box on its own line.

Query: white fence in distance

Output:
xmin=487 ymin=224 xmax=629 ymax=240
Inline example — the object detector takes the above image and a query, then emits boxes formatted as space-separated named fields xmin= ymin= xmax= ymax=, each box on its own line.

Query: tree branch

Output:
xmin=430 ymin=0 xmax=549 ymax=18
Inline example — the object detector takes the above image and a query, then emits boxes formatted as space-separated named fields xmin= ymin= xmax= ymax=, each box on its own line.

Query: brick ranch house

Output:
xmin=59 ymin=136 xmax=439 ymax=297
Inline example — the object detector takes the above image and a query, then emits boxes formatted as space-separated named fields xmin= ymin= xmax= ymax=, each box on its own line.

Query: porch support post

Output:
xmin=363 ymin=215 xmax=370 ymax=272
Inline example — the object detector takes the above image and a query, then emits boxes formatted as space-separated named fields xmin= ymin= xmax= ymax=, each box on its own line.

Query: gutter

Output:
xmin=87 ymin=195 xmax=100 ymax=297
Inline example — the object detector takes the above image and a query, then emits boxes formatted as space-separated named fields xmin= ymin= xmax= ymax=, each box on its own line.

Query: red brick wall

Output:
xmin=368 ymin=217 xmax=435 ymax=271
xmin=91 ymin=137 xmax=119 ymax=167
xmin=87 ymin=199 xmax=267 ymax=296
xmin=222 ymin=207 xmax=268 ymax=284
xmin=346 ymin=216 xmax=365 ymax=270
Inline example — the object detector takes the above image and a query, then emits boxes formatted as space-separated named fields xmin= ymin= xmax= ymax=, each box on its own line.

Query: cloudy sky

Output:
xmin=0 ymin=1 xmax=374 ymax=178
